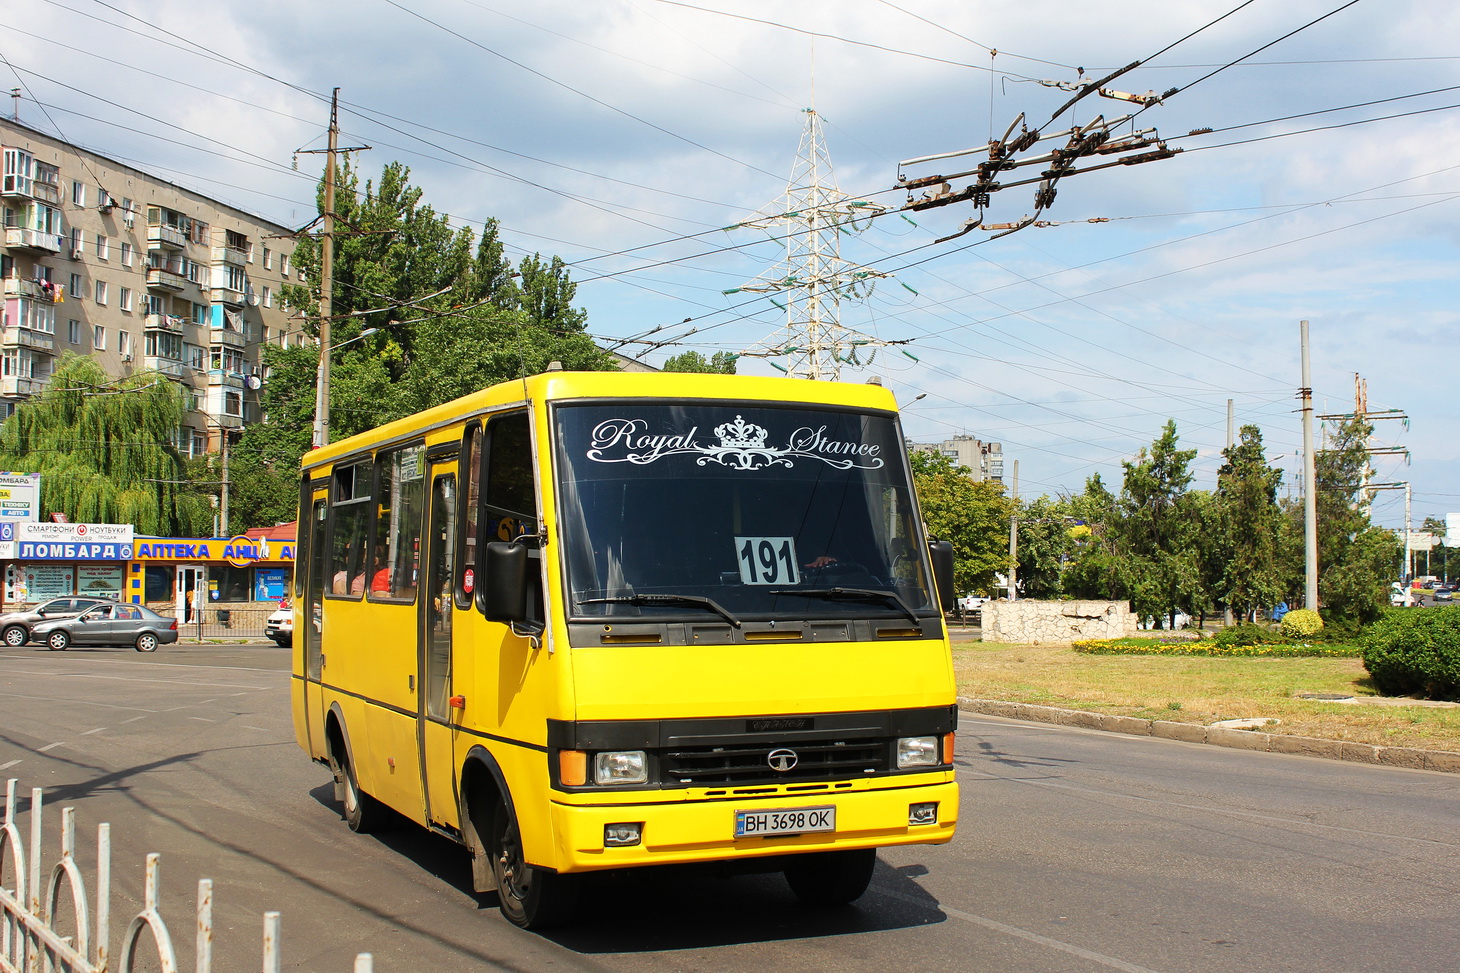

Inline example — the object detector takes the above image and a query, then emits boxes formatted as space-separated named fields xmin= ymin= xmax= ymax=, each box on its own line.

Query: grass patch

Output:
xmin=954 ymin=639 xmax=1460 ymax=752
xmin=1072 ymin=636 xmax=1361 ymax=658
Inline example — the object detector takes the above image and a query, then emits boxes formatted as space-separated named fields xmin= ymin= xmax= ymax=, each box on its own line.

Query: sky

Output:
xmin=5 ymin=0 xmax=1456 ymax=533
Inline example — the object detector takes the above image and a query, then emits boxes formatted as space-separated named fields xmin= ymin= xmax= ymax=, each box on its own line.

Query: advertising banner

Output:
xmin=25 ymin=565 xmax=75 ymax=601
xmin=0 ymin=473 xmax=41 ymax=523
xmin=77 ymin=564 xmax=124 ymax=600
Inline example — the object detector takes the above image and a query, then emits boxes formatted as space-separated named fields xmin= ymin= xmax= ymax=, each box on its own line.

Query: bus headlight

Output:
xmin=896 ymin=735 xmax=939 ymax=769
xmin=594 ymin=750 xmax=648 ymax=784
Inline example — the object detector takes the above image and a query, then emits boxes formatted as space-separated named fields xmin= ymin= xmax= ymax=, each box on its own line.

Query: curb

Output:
xmin=959 ymin=697 xmax=1460 ymax=775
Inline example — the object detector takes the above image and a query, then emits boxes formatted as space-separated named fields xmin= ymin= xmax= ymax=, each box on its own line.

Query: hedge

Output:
xmin=1362 ymin=606 xmax=1460 ymax=700
xmin=1073 ymin=637 xmax=1359 ymax=658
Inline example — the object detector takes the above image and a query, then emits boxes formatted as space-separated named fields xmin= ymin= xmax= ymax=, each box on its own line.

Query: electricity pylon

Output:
xmin=729 ymin=108 xmax=888 ymax=380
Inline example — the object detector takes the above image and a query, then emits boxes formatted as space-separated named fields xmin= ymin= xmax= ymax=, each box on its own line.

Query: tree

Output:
xmin=1013 ymin=495 xmax=1081 ymax=599
xmin=663 ymin=350 xmax=738 ymax=374
xmin=245 ymin=159 xmax=616 ymax=516
xmin=909 ymin=450 xmax=1013 ymax=595
xmin=0 ymin=354 xmax=213 ymax=534
xmin=1215 ymin=425 xmax=1286 ymax=621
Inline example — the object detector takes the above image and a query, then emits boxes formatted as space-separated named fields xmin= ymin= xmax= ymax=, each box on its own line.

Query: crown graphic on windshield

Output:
xmin=714 ymin=415 xmax=768 ymax=449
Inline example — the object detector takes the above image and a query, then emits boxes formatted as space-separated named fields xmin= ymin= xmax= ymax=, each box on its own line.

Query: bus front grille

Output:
xmin=664 ymin=737 xmax=887 ymax=785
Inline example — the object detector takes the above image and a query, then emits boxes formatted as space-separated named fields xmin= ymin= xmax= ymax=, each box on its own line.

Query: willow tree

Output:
xmin=0 ymin=354 xmax=213 ymax=535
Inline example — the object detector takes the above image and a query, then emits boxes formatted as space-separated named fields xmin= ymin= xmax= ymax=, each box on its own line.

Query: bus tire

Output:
xmin=331 ymin=738 xmax=387 ymax=834
xmin=489 ymin=799 xmax=578 ymax=929
xmin=783 ymin=848 xmax=877 ymax=906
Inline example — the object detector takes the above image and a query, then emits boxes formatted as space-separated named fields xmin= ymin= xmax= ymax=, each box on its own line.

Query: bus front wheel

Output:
xmin=783 ymin=848 xmax=877 ymax=906
xmin=489 ymin=800 xmax=578 ymax=929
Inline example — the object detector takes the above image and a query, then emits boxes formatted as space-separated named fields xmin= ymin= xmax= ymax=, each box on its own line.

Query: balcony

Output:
xmin=3 ymin=227 xmax=62 ymax=255
xmin=148 ymin=223 xmax=188 ymax=249
xmin=146 ymin=266 xmax=188 ymax=292
xmin=0 ymin=375 xmax=44 ymax=397
xmin=143 ymin=356 xmax=188 ymax=379
xmin=212 ymin=245 xmax=247 ymax=268
xmin=144 ymin=312 xmax=187 ymax=333
xmin=210 ymin=284 xmax=245 ymax=308
xmin=3 ymin=278 xmax=48 ymax=300
xmin=207 ymin=369 xmax=245 ymax=389
xmin=31 ymin=180 xmax=60 ymax=206
xmin=209 ymin=327 xmax=246 ymax=349
xmin=0 ymin=327 xmax=55 ymax=352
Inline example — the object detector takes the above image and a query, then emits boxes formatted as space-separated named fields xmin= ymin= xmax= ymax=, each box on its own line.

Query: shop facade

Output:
xmin=1 ymin=523 xmax=295 ymax=622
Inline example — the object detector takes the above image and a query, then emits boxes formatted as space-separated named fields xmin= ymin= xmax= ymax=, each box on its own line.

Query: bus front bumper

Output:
xmin=548 ymin=779 xmax=958 ymax=873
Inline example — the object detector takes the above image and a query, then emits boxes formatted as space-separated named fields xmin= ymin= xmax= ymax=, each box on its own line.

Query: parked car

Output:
xmin=0 ymin=596 xmax=110 ymax=647
xmin=1434 ymin=586 xmax=1454 ymax=602
xmin=30 ymin=601 xmax=179 ymax=652
xmin=266 ymin=603 xmax=294 ymax=647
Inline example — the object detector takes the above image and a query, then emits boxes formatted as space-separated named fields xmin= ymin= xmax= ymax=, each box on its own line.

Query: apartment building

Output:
xmin=0 ymin=118 xmax=298 ymax=455
xmin=910 ymin=433 xmax=1005 ymax=483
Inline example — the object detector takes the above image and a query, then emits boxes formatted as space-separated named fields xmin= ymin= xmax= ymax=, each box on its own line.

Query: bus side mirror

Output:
xmin=481 ymin=541 xmax=529 ymax=623
xmin=927 ymin=539 xmax=955 ymax=612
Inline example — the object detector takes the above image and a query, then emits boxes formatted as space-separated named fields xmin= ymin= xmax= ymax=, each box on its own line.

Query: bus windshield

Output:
xmin=554 ymin=401 xmax=936 ymax=624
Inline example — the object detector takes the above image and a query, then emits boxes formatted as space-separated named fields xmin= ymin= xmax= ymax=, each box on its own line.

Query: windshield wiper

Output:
xmin=768 ymin=587 xmax=924 ymax=625
xmin=580 ymin=594 xmax=742 ymax=628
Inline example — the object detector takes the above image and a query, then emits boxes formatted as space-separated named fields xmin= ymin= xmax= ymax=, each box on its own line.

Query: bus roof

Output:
xmin=303 ymin=370 xmax=902 ymax=471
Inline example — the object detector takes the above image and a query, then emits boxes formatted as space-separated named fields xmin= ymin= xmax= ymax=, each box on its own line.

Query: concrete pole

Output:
xmin=1224 ymin=398 xmax=1234 ymax=626
xmin=311 ymin=89 xmax=340 ymax=449
xmin=1300 ymin=320 xmax=1319 ymax=610
xmin=1006 ymin=459 xmax=1019 ymax=601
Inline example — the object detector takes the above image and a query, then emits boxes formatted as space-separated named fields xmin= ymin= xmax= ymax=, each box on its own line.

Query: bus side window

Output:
xmin=329 ymin=462 xmax=371 ymax=598
xmin=370 ymin=444 xmax=426 ymax=602
xmin=482 ymin=412 xmax=541 ymax=623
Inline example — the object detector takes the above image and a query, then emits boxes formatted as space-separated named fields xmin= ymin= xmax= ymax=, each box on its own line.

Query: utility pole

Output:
xmin=1300 ymin=321 xmax=1319 ymax=611
xmin=1007 ymin=459 xmax=1019 ymax=601
xmin=1224 ymin=398 xmax=1234 ymax=626
xmin=311 ymin=89 xmax=340 ymax=449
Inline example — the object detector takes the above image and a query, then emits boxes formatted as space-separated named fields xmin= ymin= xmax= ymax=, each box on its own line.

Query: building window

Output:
xmin=121 ymin=197 xmax=134 ymax=227
xmin=120 ymin=241 xmax=133 ymax=268
xmin=280 ymin=253 xmax=289 ymax=277
xmin=93 ymin=325 xmax=106 ymax=351
xmin=186 ymin=343 xmax=204 ymax=369
xmin=96 ymin=234 xmax=109 ymax=260
xmin=94 ymin=280 xmax=107 ymax=305
xmin=119 ymin=330 xmax=132 ymax=358
xmin=119 ymin=286 xmax=132 ymax=312
xmin=68 ymin=319 xmax=80 ymax=344
xmin=71 ymin=181 xmax=85 ymax=206
xmin=69 ymin=226 xmax=82 ymax=256
xmin=262 ymin=285 xmax=272 ymax=308
xmin=224 ymin=391 xmax=243 ymax=417
xmin=262 ymin=246 xmax=272 ymax=270
xmin=69 ymin=274 xmax=82 ymax=300
xmin=193 ymin=302 xmax=209 ymax=325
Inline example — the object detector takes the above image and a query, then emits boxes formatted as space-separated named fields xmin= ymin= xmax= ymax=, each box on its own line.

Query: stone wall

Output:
xmin=980 ymin=599 xmax=1136 ymax=644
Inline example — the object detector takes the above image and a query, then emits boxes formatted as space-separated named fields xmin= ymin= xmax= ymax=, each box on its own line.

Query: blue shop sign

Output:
xmin=17 ymin=541 xmax=134 ymax=561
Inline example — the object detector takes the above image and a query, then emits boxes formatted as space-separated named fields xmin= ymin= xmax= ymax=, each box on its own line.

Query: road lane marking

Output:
xmin=121 ymin=716 xmax=148 ymax=723
xmin=81 ymin=728 xmax=105 ymax=735
xmin=0 ymin=759 xmax=20 ymax=771
xmin=875 ymin=887 xmax=1168 ymax=973
xmin=189 ymin=717 xmax=214 ymax=722
xmin=37 ymin=743 xmax=64 ymax=753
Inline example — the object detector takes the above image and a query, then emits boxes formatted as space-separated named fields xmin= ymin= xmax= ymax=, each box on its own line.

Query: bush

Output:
xmin=1362 ymin=606 xmax=1460 ymax=700
xmin=1211 ymin=623 xmax=1283 ymax=648
xmin=1280 ymin=608 xmax=1324 ymax=638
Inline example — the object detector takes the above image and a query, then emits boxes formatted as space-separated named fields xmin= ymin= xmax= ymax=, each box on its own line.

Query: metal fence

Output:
xmin=177 ymin=606 xmax=276 ymax=641
xmin=1 ymin=779 xmax=368 ymax=972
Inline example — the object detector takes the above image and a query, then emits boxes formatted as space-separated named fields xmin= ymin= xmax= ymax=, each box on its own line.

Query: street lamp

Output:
xmin=311 ymin=327 xmax=378 ymax=449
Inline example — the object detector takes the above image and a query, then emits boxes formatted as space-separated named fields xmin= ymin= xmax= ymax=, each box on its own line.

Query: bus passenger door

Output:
xmin=419 ymin=467 xmax=460 ymax=830
xmin=300 ymin=493 xmax=328 ymax=758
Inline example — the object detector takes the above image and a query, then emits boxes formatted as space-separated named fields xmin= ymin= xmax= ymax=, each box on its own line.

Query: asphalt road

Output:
xmin=2 ymin=642 xmax=1458 ymax=972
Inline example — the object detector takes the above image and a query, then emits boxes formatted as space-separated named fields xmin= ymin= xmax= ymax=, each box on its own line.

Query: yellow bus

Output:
xmin=291 ymin=369 xmax=959 ymax=928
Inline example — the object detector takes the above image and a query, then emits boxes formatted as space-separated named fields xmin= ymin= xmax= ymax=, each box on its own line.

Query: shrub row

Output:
xmin=1362 ymin=606 xmax=1460 ymax=700
xmin=1073 ymin=637 xmax=1360 ymax=658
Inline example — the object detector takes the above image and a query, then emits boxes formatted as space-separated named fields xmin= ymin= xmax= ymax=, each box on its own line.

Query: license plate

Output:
xmin=735 ymin=805 xmax=835 ymax=837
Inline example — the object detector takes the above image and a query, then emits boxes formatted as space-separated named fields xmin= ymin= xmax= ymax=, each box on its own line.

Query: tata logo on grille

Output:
xmin=767 ymin=748 xmax=799 ymax=772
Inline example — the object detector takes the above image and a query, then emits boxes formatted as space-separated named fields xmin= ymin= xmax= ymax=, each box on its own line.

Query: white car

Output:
xmin=265 ymin=604 xmax=294 ymax=647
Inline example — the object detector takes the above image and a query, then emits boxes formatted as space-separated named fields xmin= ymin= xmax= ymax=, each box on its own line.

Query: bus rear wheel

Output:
xmin=331 ymin=739 xmax=386 ymax=834
xmin=783 ymin=848 xmax=877 ymax=906
xmin=489 ymin=800 xmax=577 ymax=929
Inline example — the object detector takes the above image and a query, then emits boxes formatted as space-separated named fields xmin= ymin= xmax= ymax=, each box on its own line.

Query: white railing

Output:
xmin=0 ymin=779 xmax=373 ymax=972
